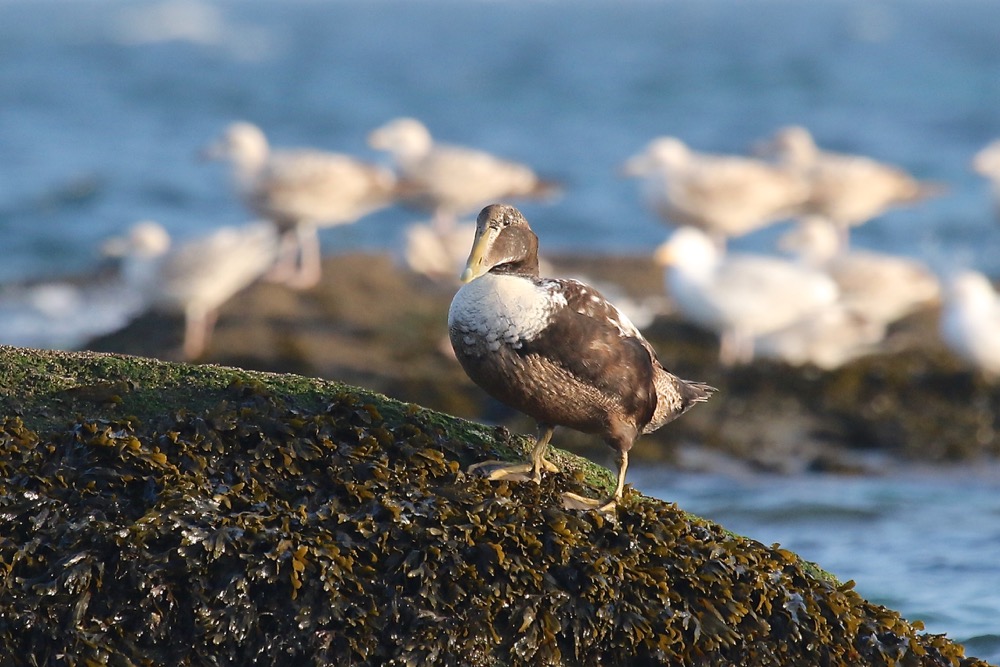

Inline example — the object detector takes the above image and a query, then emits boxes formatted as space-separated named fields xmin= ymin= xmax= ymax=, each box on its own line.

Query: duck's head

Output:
xmin=460 ymin=204 xmax=540 ymax=283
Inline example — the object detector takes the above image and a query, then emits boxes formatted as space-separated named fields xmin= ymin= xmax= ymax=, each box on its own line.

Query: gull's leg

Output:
xmin=562 ymin=449 xmax=628 ymax=513
xmin=182 ymin=305 xmax=216 ymax=361
xmin=719 ymin=329 xmax=739 ymax=366
xmin=432 ymin=209 xmax=457 ymax=234
xmin=710 ymin=231 xmax=728 ymax=253
xmin=837 ymin=222 xmax=851 ymax=252
xmin=740 ymin=333 xmax=756 ymax=365
xmin=265 ymin=229 xmax=302 ymax=284
xmin=283 ymin=224 xmax=322 ymax=290
xmin=467 ymin=423 xmax=560 ymax=481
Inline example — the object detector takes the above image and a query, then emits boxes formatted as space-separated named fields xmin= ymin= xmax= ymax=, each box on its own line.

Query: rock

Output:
xmin=0 ymin=346 xmax=991 ymax=665
xmin=85 ymin=251 xmax=1000 ymax=473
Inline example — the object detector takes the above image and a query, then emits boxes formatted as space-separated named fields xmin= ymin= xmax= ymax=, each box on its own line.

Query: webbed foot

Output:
xmin=467 ymin=458 xmax=560 ymax=482
xmin=561 ymin=491 xmax=617 ymax=513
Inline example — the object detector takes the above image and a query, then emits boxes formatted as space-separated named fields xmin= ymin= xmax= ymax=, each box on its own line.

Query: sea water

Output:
xmin=2 ymin=0 xmax=1000 ymax=282
xmin=632 ymin=466 xmax=1000 ymax=663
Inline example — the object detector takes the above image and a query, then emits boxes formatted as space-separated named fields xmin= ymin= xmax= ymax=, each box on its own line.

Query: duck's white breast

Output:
xmin=448 ymin=273 xmax=566 ymax=354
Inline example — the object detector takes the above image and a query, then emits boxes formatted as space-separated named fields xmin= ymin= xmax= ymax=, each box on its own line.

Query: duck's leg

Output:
xmin=467 ymin=423 xmax=559 ymax=482
xmin=562 ymin=449 xmax=628 ymax=512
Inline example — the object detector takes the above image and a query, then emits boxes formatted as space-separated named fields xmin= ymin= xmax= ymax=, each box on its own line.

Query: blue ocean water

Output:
xmin=2 ymin=0 xmax=1000 ymax=283
xmin=633 ymin=467 xmax=1000 ymax=663
xmin=2 ymin=0 xmax=999 ymax=661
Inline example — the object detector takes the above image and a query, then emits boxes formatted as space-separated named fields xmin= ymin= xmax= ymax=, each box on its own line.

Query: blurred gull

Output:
xmin=400 ymin=219 xmax=479 ymax=281
xmin=621 ymin=136 xmax=809 ymax=246
xmin=972 ymin=139 xmax=1000 ymax=221
xmin=656 ymin=226 xmax=839 ymax=365
xmin=939 ymin=270 xmax=1000 ymax=380
xmin=758 ymin=126 xmax=943 ymax=247
xmin=109 ymin=220 xmax=279 ymax=360
xmin=755 ymin=303 xmax=886 ymax=370
xmin=779 ymin=216 xmax=940 ymax=326
xmin=203 ymin=121 xmax=396 ymax=289
xmin=367 ymin=117 xmax=559 ymax=230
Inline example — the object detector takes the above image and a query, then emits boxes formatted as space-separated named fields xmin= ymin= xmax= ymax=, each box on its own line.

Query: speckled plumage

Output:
xmin=449 ymin=204 xmax=714 ymax=510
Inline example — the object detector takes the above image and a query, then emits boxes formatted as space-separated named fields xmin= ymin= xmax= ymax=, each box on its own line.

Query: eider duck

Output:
xmin=448 ymin=204 xmax=714 ymax=511
xmin=203 ymin=121 xmax=396 ymax=289
xmin=368 ymin=118 xmax=560 ymax=231
xmin=757 ymin=125 xmax=944 ymax=248
xmin=621 ymin=136 xmax=809 ymax=247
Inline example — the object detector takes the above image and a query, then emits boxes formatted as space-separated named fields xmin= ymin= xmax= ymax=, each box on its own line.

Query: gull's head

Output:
xmin=778 ymin=216 xmax=840 ymax=262
xmin=622 ymin=136 xmax=689 ymax=176
xmin=653 ymin=226 xmax=720 ymax=270
xmin=972 ymin=140 xmax=1000 ymax=179
xmin=757 ymin=125 xmax=817 ymax=166
xmin=200 ymin=121 xmax=269 ymax=172
xmin=103 ymin=220 xmax=171 ymax=259
xmin=947 ymin=270 xmax=997 ymax=309
xmin=367 ymin=117 xmax=433 ymax=161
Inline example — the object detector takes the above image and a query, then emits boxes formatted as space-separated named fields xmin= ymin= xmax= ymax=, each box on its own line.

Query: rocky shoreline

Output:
xmin=86 ymin=250 xmax=1000 ymax=475
xmin=0 ymin=347 xmax=993 ymax=665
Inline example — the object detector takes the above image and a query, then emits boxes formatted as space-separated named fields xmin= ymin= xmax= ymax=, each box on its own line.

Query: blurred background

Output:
xmin=1 ymin=0 xmax=998 ymax=660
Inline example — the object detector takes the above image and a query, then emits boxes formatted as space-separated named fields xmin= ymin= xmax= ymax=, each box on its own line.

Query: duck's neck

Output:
xmin=489 ymin=255 xmax=540 ymax=279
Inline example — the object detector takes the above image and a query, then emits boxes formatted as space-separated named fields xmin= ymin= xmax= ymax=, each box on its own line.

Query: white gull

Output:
xmin=939 ymin=270 xmax=1000 ymax=380
xmin=972 ymin=139 xmax=1000 ymax=221
xmin=400 ymin=219 xmax=480 ymax=282
xmin=109 ymin=220 xmax=279 ymax=360
xmin=367 ymin=117 xmax=559 ymax=230
xmin=779 ymin=216 xmax=940 ymax=326
xmin=203 ymin=121 xmax=396 ymax=289
xmin=755 ymin=303 xmax=886 ymax=370
xmin=621 ymin=136 xmax=809 ymax=246
xmin=758 ymin=126 xmax=943 ymax=247
xmin=656 ymin=226 xmax=839 ymax=365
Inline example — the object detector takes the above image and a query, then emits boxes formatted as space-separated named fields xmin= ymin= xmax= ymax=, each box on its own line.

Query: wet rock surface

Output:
xmin=87 ymin=251 xmax=1000 ymax=474
xmin=0 ymin=348 xmax=992 ymax=665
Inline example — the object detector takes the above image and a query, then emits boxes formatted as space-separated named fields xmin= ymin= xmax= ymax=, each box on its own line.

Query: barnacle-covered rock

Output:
xmin=0 ymin=346 xmax=992 ymax=666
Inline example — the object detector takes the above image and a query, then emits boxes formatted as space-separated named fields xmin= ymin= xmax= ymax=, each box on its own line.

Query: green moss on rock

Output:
xmin=0 ymin=347 xmax=991 ymax=665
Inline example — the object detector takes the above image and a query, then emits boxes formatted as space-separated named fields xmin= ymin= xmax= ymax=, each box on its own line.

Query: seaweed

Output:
xmin=0 ymin=347 xmax=992 ymax=666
